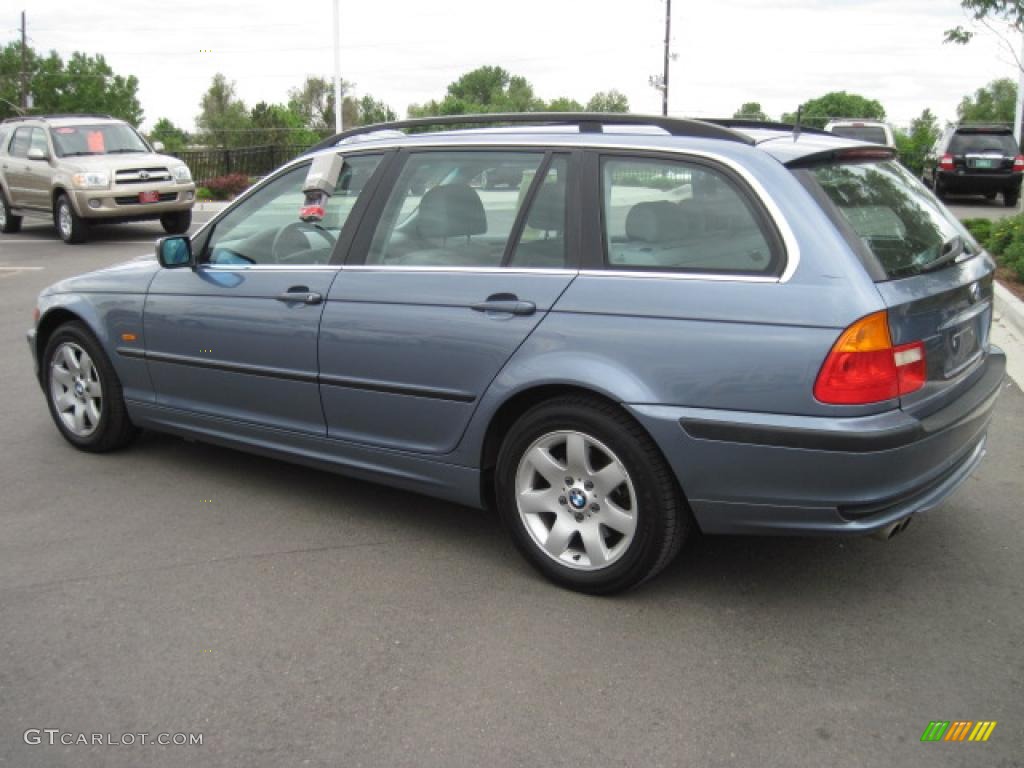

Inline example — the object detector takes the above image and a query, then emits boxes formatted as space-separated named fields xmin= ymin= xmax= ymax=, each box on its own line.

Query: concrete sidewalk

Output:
xmin=993 ymin=281 xmax=1024 ymax=387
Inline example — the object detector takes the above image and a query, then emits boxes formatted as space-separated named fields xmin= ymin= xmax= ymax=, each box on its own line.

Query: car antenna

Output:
xmin=793 ymin=107 xmax=802 ymax=141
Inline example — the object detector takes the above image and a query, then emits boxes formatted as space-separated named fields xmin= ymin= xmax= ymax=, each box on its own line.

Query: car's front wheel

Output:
xmin=42 ymin=323 xmax=137 ymax=452
xmin=495 ymin=396 xmax=690 ymax=594
xmin=55 ymin=194 xmax=87 ymax=244
xmin=160 ymin=209 xmax=192 ymax=234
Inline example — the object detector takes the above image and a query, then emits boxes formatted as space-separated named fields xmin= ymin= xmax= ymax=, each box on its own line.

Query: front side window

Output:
xmin=366 ymin=151 xmax=545 ymax=267
xmin=29 ymin=128 xmax=48 ymax=156
xmin=204 ymin=154 xmax=381 ymax=266
xmin=50 ymin=123 xmax=149 ymax=157
xmin=601 ymin=157 xmax=779 ymax=275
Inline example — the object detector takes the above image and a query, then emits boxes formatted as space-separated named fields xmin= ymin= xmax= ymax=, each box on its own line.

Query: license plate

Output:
xmin=138 ymin=191 xmax=160 ymax=204
xmin=969 ymin=158 xmax=996 ymax=169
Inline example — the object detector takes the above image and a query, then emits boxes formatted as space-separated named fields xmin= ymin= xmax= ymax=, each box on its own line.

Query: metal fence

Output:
xmin=169 ymin=145 xmax=310 ymax=184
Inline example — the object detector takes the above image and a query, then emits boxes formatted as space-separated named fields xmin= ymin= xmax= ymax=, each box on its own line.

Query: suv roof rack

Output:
xmin=304 ymin=112 xmax=755 ymax=154
xmin=1 ymin=113 xmax=116 ymax=124
xmin=704 ymin=118 xmax=832 ymax=137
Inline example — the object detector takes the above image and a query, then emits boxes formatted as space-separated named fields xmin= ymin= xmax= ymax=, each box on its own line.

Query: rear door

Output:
xmin=319 ymin=148 xmax=577 ymax=454
xmin=799 ymin=158 xmax=996 ymax=414
xmin=143 ymin=153 xmax=385 ymax=434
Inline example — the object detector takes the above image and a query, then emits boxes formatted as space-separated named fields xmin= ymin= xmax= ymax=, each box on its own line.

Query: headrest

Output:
xmin=625 ymin=200 xmax=690 ymax=243
xmin=527 ymin=182 xmax=566 ymax=232
xmin=417 ymin=183 xmax=487 ymax=239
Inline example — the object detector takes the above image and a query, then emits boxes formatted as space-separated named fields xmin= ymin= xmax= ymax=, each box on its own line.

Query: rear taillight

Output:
xmin=1014 ymin=154 xmax=1024 ymax=172
xmin=939 ymin=154 xmax=955 ymax=171
xmin=814 ymin=311 xmax=927 ymax=405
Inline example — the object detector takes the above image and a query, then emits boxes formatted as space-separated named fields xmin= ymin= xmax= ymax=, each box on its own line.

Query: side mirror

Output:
xmin=156 ymin=236 xmax=194 ymax=269
xmin=152 ymin=140 xmax=165 ymax=153
xmin=27 ymin=147 xmax=49 ymax=161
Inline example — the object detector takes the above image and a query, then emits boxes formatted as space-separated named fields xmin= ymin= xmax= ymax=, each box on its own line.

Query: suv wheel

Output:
xmin=55 ymin=194 xmax=87 ymax=244
xmin=1005 ymin=189 xmax=1020 ymax=208
xmin=160 ymin=210 xmax=192 ymax=235
xmin=495 ymin=396 xmax=690 ymax=594
xmin=43 ymin=323 xmax=137 ymax=452
xmin=0 ymin=188 xmax=22 ymax=233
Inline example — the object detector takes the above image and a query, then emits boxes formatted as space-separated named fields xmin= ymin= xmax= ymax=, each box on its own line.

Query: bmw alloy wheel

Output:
xmin=49 ymin=341 xmax=103 ymax=437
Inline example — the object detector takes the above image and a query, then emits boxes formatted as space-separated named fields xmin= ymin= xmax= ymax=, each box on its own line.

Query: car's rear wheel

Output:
xmin=932 ymin=176 xmax=946 ymax=200
xmin=1004 ymin=189 xmax=1019 ymax=207
xmin=43 ymin=323 xmax=137 ymax=452
xmin=160 ymin=209 xmax=192 ymax=234
xmin=55 ymin=194 xmax=87 ymax=244
xmin=984 ymin=192 xmax=997 ymax=201
xmin=495 ymin=396 xmax=690 ymax=594
xmin=0 ymin=188 xmax=22 ymax=233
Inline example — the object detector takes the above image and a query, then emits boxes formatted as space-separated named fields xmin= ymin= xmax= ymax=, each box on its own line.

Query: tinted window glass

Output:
xmin=601 ymin=157 xmax=777 ymax=274
xmin=9 ymin=127 xmax=31 ymax=157
xmin=366 ymin=151 xmax=544 ymax=267
xmin=829 ymin=125 xmax=888 ymax=145
xmin=508 ymin=156 xmax=569 ymax=269
xmin=205 ymin=154 xmax=380 ymax=266
xmin=948 ymin=132 xmax=1017 ymax=155
xmin=50 ymin=123 xmax=148 ymax=157
xmin=808 ymin=160 xmax=962 ymax=280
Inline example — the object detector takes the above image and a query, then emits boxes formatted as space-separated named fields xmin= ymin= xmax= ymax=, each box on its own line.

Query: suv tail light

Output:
xmin=1014 ymin=155 xmax=1024 ymax=172
xmin=814 ymin=311 xmax=926 ymax=405
xmin=939 ymin=154 xmax=955 ymax=171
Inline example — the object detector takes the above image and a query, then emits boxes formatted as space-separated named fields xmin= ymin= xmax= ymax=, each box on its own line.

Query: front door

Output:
xmin=319 ymin=149 xmax=577 ymax=454
xmin=143 ymin=153 xmax=385 ymax=435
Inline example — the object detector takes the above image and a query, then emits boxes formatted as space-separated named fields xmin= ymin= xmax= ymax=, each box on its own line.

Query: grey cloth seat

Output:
xmin=510 ymin=182 xmax=566 ymax=268
xmin=396 ymin=183 xmax=496 ymax=267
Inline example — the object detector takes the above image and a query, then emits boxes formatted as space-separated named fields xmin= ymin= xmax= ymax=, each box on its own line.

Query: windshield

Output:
xmin=829 ymin=125 xmax=888 ymax=145
xmin=806 ymin=160 xmax=966 ymax=280
xmin=51 ymin=123 xmax=150 ymax=157
xmin=948 ymin=132 xmax=1017 ymax=155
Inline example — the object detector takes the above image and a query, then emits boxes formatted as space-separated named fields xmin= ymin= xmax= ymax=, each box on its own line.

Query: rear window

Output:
xmin=807 ymin=160 xmax=964 ymax=280
xmin=829 ymin=125 xmax=888 ymax=145
xmin=948 ymin=132 xmax=1017 ymax=155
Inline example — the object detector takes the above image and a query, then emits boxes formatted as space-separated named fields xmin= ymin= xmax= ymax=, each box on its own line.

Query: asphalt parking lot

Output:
xmin=1 ymin=211 xmax=1022 ymax=767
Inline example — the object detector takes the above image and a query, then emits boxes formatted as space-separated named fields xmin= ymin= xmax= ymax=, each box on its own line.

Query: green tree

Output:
xmin=957 ymin=77 xmax=1016 ymax=123
xmin=149 ymin=118 xmax=189 ymax=152
xmin=586 ymin=90 xmax=629 ymax=112
xmin=945 ymin=0 xmax=1024 ymax=44
xmin=781 ymin=91 xmax=885 ymax=129
xmin=408 ymin=65 xmax=545 ymax=116
xmin=0 ymin=43 xmax=142 ymax=123
xmin=733 ymin=102 xmax=768 ymax=120
xmin=547 ymin=96 xmax=585 ymax=112
xmin=197 ymin=74 xmax=251 ymax=148
xmin=347 ymin=94 xmax=397 ymax=126
xmin=894 ymin=108 xmax=941 ymax=176
xmin=250 ymin=101 xmax=316 ymax=146
xmin=288 ymin=76 xmax=356 ymax=135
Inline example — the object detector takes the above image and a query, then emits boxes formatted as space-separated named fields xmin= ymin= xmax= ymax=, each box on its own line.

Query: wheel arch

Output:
xmin=35 ymin=305 xmax=103 ymax=382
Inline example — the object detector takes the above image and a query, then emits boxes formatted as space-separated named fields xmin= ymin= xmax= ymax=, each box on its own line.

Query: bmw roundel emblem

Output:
xmin=568 ymin=488 xmax=587 ymax=510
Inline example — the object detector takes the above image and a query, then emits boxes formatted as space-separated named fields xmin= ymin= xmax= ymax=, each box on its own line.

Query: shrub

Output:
xmin=961 ymin=218 xmax=992 ymax=249
xmin=195 ymin=186 xmax=214 ymax=201
xmin=1003 ymin=237 xmax=1024 ymax=281
xmin=202 ymin=173 xmax=251 ymax=200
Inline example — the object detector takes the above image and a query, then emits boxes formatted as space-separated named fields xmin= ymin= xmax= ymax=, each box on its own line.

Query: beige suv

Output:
xmin=0 ymin=114 xmax=196 ymax=244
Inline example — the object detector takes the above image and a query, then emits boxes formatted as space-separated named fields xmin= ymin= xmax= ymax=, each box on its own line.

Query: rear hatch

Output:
xmin=947 ymin=128 xmax=1017 ymax=174
xmin=795 ymin=156 xmax=995 ymax=415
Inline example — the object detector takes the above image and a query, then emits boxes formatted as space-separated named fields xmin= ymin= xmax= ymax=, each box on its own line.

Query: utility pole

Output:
xmin=1015 ymin=29 xmax=1024 ymax=150
xmin=20 ymin=11 xmax=28 ymax=110
xmin=662 ymin=0 xmax=671 ymax=116
xmin=332 ymin=0 xmax=342 ymax=133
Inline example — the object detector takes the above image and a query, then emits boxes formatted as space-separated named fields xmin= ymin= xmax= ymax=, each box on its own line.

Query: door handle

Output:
xmin=275 ymin=287 xmax=322 ymax=305
xmin=471 ymin=294 xmax=536 ymax=316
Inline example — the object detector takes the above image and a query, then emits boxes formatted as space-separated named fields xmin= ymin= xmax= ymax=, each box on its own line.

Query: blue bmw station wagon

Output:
xmin=25 ymin=114 xmax=1005 ymax=593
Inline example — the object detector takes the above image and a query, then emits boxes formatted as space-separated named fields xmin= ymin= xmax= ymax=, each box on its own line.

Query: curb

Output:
xmin=192 ymin=201 xmax=231 ymax=213
xmin=994 ymin=280 xmax=1024 ymax=337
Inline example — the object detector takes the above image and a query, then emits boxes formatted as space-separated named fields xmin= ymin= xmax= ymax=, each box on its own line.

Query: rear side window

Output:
xmin=807 ymin=160 xmax=962 ymax=280
xmin=9 ymin=127 xmax=31 ymax=157
xmin=600 ymin=156 xmax=779 ymax=275
xmin=948 ymin=132 xmax=1017 ymax=155
xmin=829 ymin=125 xmax=888 ymax=145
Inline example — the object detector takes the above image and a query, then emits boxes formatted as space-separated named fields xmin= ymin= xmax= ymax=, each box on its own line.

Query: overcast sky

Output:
xmin=4 ymin=0 xmax=1021 ymax=132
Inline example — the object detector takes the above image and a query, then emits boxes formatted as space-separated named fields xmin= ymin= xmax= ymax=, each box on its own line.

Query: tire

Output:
xmin=932 ymin=176 xmax=946 ymax=200
xmin=0 ymin=188 xmax=22 ymax=233
xmin=55 ymin=194 xmax=87 ymax=244
xmin=42 ymin=322 xmax=137 ymax=452
xmin=495 ymin=395 xmax=691 ymax=594
xmin=160 ymin=209 xmax=192 ymax=234
xmin=985 ymin=192 xmax=997 ymax=201
xmin=1004 ymin=189 xmax=1019 ymax=208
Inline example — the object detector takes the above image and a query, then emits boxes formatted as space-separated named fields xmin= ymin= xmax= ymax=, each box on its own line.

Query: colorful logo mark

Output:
xmin=920 ymin=721 xmax=997 ymax=742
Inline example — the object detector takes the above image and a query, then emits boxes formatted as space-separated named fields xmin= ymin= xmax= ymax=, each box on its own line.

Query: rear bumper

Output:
xmin=937 ymin=170 xmax=1021 ymax=193
xmin=627 ymin=348 xmax=1005 ymax=536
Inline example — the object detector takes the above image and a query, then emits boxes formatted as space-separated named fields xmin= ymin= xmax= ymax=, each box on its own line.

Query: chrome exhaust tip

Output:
xmin=871 ymin=516 xmax=912 ymax=542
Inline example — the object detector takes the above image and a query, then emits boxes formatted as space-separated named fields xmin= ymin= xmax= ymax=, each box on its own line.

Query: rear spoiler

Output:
xmin=785 ymin=146 xmax=897 ymax=169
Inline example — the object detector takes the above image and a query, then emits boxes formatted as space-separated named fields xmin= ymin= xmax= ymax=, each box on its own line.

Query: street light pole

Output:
xmin=332 ymin=0 xmax=343 ymax=133
xmin=20 ymin=11 xmax=28 ymax=110
xmin=662 ymin=0 xmax=671 ymax=116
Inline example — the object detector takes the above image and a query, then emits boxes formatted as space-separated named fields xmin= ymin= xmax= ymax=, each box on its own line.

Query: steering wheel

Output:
xmin=271 ymin=221 xmax=337 ymax=263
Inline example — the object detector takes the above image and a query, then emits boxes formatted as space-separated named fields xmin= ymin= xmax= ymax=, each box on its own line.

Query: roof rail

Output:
xmin=706 ymin=118 xmax=832 ymax=137
xmin=304 ymin=112 xmax=755 ymax=154
xmin=1 ymin=113 xmax=116 ymax=124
